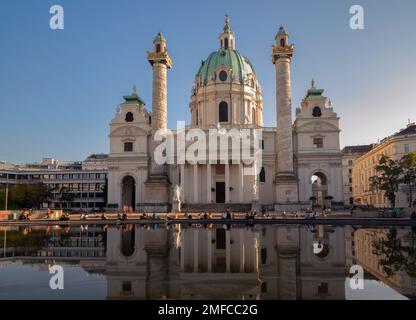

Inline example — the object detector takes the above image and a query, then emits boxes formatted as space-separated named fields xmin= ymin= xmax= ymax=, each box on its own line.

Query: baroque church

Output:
xmin=107 ymin=16 xmax=343 ymax=212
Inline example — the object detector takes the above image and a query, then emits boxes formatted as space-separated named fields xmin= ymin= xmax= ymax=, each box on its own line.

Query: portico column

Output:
xmin=207 ymin=164 xmax=212 ymax=203
xmin=239 ymin=228 xmax=244 ymax=272
xmin=180 ymin=164 xmax=185 ymax=203
xmin=207 ymin=229 xmax=212 ymax=272
xmin=225 ymin=163 xmax=230 ymax=203
xmin=193 ymin=229 xmax=198 ymax=272
xmin=226 ymin=230 xmax=231 ymax=272
xmin=238 ymin=163 xmax=244 ymax=202
xmin=193 ymin=163 xmax=198 ymax=203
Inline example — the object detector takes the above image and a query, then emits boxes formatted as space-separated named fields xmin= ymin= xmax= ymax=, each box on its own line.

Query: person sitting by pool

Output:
xmin=203 ymin=212 xmax=208 ymax=219
xmin=59 ymin=212 xmax=70 ymax=221
xmin=122 ymin=211 xmax=128 ymax=221
xmin=152 ymin=212 xmax=158 ymax=219
xmin=187 ymin=213 xmax=192 ymax=219
xmin=101 ymin=213 xmax=107 ymax=220
xmin=47 ymin=207 xmax=52 ymax=219
xmin=19 ymin=211 xmax=27 ymax=221
xmin=305 ymin=208 xmax=313 ymax=219
xmin=117 ymin=211 xmax=123 ymax=221
xmin=80 ymin=211 xmax=88 ymax=220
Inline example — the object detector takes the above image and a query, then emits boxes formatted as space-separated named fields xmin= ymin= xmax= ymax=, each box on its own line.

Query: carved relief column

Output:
xmin=272 ymin=26 xmax=299 ymax=205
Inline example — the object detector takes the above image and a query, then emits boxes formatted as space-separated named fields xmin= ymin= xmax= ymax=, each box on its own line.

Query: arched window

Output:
xmin=219 ymin=101 xmax=228 ymax=122
xmin=259 ymin=167 xmax=266 ymax=183
xmin=156 ymin=44 xmax=161 ymax=53
xmin=312 ymin=106 xmax=322 ymax=117
xmin=280 ymin=38 xmax=285 ymax=47
xmin=125 ymin=112 xmax=134 ymax=122
xmin=224 ymin=38 xmax=229 ymax=49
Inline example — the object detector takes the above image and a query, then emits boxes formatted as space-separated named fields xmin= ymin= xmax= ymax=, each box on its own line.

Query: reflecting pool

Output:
xmin=0 ymin=224 xmax=415 ymax=300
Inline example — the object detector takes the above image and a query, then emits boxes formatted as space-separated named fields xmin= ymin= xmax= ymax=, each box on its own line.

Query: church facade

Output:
xmin=107 ymin=17 xmax=343 ymax=212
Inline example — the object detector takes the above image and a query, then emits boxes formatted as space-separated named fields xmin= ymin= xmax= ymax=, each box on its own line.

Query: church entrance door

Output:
xmin=122 ymin=175 xmax=136 ymax=211
xmin=216 ymin=182 xmax=225 ymax=203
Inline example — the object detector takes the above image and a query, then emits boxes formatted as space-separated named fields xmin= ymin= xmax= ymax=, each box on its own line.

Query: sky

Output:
xmin=0 ymin=0 xmax=415 ymax=164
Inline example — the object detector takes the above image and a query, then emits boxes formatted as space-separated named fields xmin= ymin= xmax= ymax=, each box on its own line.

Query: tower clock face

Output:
xmin=219 ymin=70 xmax=227 ymax=81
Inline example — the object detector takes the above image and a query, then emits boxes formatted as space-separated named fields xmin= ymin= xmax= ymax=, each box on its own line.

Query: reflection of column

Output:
xmin=193 ymin=229 xmax=198 ymax=272
xmin=207 ymin=164 xmax=212 ymax=203
xmin=226 ymin=230 xmax=230 ymax=272
xmin=238 ymin=163 xmax=244 ymax=202
xmin=278 ymin=250 xmax=298 ymax=300
xmin=193 ymin=164 xmax=198 ymax=203
xmin=180 ymin=232 xmax=185 ymax=271
xmin=225 ymin=163 xmax=230 ymax=203
xmin=239 ymin=228 xmax=244 ymax=272
xmin=207 ymin=229 xmax=212 ymax=272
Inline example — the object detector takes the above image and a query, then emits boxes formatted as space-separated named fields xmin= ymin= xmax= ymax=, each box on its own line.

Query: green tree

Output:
xmin=399 ymin=152 xmax=416 ymax=208
xmin=369 ymin=155 xmax=402 ymax=208
xmin=372 ymin=228 xmax=416 ymax=278
xmin=9 ymin=183 xmax=49 ymax=209
xmin=57 ymin=187 xmax=75 ymax=209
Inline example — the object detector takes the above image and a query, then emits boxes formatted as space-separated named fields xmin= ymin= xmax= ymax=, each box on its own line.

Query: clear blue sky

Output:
xmin=1 ymin=0 xmax=415 ymax=164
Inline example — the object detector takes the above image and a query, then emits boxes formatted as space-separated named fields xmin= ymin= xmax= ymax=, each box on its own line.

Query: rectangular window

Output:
xmin=313 ymin=137 xmax=323 ymax=148
xmin=122 ymin=281 xmax=132 ymax=293
xmin=318 ymin=283 xmax=328 ymax=295
xmin=215 ymin=164 xmax=225 ymax=175
xmin=404 ymin=144 xmax=410 ymax=154
xmin=124 ymin=142 xmax=133 ymax=152
xmin=348 ymin=160 xmax=353 ymax=166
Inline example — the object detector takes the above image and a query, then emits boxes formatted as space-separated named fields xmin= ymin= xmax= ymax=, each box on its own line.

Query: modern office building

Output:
xmin=0 ymin=154 xmax=108 ymax=210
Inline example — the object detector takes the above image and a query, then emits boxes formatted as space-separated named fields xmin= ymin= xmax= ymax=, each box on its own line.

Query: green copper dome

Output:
xmin=196 ymin=49 xmax=256 ymax=86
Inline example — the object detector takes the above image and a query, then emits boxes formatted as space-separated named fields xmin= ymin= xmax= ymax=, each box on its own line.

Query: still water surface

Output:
xmin=0 ymin=223 xmax=415 ymax=300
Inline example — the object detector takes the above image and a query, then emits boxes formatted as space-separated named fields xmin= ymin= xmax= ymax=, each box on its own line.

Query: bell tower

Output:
xmin=272 ymin=25 xmax=299 ymax=206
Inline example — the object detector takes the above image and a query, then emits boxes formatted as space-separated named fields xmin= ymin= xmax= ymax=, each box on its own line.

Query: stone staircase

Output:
xmin=181 ymin=203 xmax=252 ymax=213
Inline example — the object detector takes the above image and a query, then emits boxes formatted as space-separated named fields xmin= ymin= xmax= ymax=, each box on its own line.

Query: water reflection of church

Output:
xmin=105 ymin=224 xmax=347 ymax=299
xmin=4 ymin=224 xmax=416 ymax=299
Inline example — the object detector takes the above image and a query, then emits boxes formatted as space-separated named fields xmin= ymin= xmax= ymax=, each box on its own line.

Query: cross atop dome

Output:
xmin=224 ymin=14 xmax=230 ymax=31
xmin=219 ymin=14 xmax=235 ymax=49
